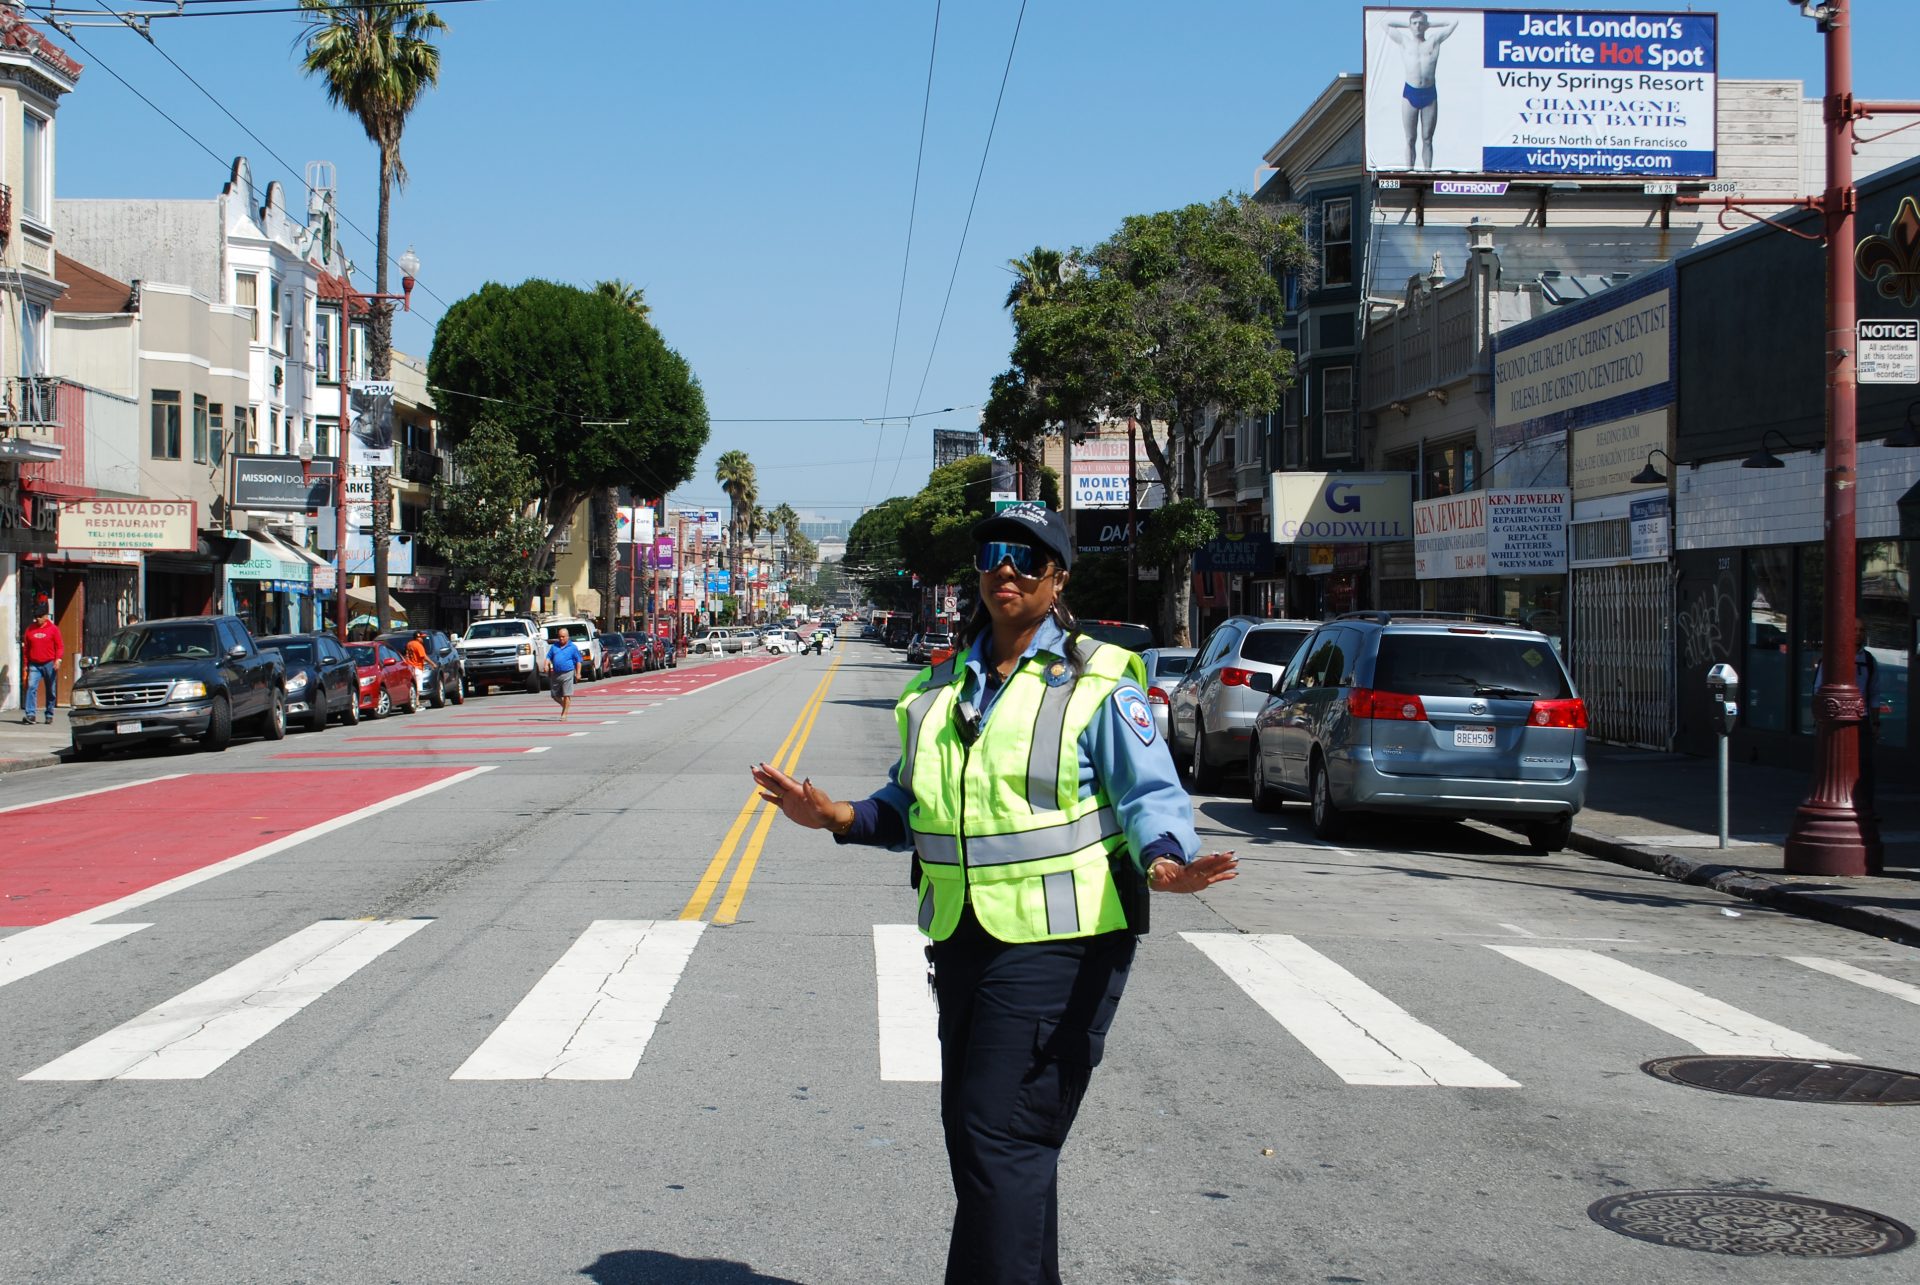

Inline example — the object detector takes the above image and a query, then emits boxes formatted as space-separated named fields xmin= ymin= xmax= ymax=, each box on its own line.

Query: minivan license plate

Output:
xmin=116 ymin=721 xmax=142 ymax=735
xmin=1453 ymin=727 xmax=1495 ymax=748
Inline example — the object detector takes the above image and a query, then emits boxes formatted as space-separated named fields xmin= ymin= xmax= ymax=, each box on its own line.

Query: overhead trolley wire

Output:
xmin=884 ymin=0 xmax=1028 ymax=501
xmin=863 ymin=0 xmax=942 ymax=507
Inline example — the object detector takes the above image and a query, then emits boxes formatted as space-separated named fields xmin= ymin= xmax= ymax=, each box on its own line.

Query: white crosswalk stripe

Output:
xmin=0 ymin=922 xmax=151 ymax=993
xmin=873 ymin=925 xmax=941 ymax=1082
xmin=22 ymin=919 xmax=431 ymax=1081
xmin=1183 ymin=932 xmax=1520 ymax=1087
xmin=1788 ymin=956 xmax=1920 ymax=1007
xmin=452 ymin=920 xmax=705 ymax=1081
xmin=1489 ymin=946 xmax=1856 ymax=1060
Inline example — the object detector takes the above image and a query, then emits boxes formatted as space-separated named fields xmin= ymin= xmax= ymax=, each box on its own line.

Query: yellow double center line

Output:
xmin=680 ymin=654 xmax=844 ymax=925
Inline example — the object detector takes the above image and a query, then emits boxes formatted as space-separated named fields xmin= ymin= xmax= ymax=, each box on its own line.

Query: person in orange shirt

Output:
xmin=404 ymin=631 xmax=431 ymax=702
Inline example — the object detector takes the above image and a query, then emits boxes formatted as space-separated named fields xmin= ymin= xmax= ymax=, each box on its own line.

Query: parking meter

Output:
xmin=1706 ymin=663 xmax=1740 ymax=847
xmin=1706 ymin=663 xmax=1740 ymax=735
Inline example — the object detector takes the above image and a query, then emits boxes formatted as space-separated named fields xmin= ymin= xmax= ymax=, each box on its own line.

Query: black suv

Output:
xmin=377 ymin=630 xmax=466 ymax=707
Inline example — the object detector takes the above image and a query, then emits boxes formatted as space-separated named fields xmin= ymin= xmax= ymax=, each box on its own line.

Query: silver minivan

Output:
xmin=1249 ymin=613 xmax=1588 ymax=852
xmin=1170 ymin=616 xmax=1316 ymax=789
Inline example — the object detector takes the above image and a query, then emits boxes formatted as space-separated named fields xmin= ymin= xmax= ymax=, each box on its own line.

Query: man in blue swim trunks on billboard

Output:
xmin=1385 ymin=10 xmax=1457 ymax=170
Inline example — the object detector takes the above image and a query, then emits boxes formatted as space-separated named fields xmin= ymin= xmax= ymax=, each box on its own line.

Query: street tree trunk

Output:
xmin=370 ymin=147 xmax=395 ymax=634
xmin=598 ymin=486 xmax=619 ymax=627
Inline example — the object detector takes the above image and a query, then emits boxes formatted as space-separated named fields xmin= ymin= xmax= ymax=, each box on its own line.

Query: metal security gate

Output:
xmin=1570 ymin=562 xmax=1673 ymax=749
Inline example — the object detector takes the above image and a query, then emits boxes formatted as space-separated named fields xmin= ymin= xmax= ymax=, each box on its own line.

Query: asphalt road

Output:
xmin=2 ymin=638 xmax=1917 ymax=1284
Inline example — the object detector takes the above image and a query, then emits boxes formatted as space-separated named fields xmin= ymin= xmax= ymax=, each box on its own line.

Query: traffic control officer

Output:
xmin=752 ymin=502 xmax=1237 ymax=1285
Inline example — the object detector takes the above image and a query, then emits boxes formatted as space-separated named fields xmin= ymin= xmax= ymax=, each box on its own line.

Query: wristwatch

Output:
xmin=1145 ymin=857 xmax=1177 ymax=887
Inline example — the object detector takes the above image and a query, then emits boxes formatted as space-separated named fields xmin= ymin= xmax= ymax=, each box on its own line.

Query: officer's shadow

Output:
xmin=582 ymin=1249 xmax=806 ymax=1285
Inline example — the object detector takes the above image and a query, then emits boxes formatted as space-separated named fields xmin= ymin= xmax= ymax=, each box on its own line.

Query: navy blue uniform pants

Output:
xmin=930 ymin=908 xmax=1136 ymax=1285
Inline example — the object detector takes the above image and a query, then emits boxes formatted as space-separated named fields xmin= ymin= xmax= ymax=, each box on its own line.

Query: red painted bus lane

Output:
xmin=0 ymin=768 xmax=481 ymax=929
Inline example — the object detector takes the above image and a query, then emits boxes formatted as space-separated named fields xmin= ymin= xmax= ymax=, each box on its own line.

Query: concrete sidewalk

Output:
xmin=1570 ymin=742 xmax=1920 ymax=947
xmin=0 ymin=709 xmax=66 ymax=776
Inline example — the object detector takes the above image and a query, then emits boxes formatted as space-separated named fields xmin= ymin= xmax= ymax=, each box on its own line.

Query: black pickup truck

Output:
xmin=68 ymin=614 xmax=286 ymax=757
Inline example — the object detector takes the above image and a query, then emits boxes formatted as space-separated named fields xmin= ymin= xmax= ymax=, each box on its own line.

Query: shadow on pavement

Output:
xmin=1198 ymin=797 xmax=1760 ymax=911
xmin=582 ymin=1250 xmax=806 ymax=1284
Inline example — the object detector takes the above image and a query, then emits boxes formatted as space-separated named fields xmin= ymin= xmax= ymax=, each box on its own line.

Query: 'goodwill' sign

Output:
xmin=1270 ymin=473 xmax=1413 ymax=544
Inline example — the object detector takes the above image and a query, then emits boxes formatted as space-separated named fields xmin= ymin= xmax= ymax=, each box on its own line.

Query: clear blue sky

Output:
xmin=39 ymin=0 xmax=1914 ymax=523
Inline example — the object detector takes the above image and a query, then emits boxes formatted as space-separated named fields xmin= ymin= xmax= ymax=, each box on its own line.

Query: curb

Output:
xmin=0 ymin=751 xmax=63 ymax=777
xmin=1569 ymin=827 xmax=1920 ymax=949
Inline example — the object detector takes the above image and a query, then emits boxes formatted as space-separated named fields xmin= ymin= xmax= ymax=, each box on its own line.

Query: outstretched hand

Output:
xmin=1149 ymin=852 xmax=1238 ymax=894
xmin=750 ymin=761 xmax=851 ymax=832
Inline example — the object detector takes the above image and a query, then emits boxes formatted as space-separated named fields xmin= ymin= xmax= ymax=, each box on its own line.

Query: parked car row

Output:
xmin=1168 ymin=612 xmax=1589 ymax=854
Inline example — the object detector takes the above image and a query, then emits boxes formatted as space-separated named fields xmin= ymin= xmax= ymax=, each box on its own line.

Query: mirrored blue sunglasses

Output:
xmin=974 ymin=541 xmax=1048 ymax=577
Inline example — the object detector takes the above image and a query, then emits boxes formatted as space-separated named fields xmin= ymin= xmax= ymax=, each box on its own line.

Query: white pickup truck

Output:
xmin=457 ymin=618 xmax=550 ymax=695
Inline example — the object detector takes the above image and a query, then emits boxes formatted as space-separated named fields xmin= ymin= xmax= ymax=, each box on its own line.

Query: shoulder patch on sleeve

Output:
xmin=1113 ymin=684 xmax=1156 ymax=746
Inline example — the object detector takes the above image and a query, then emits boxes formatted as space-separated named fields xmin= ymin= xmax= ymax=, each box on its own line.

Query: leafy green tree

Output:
xmin=421 ymin=421 xmax=548 ymax=606
xmin=299 ymin=0 xmax=447 ymax=630
xmin=844 ymin=496 xmax=918 ymax=612
xmin=1002 ymin=195 xmax=1311 ymax=643
xmin=427 ymin=279 xmax=709 ymax=580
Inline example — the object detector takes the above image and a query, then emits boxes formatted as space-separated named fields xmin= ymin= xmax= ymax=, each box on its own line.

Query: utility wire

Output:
xmin=885 ymin=0 xmax=1028 ymax=500
xmin=863 ymin=0 xmax=941 ymax=507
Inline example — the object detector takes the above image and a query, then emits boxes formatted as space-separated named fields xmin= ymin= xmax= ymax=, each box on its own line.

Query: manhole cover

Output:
xmin=1589 ymin=1191 xmax=1915 ymax=1257
xmin=1642 ymin=1055 xmax=1920 ymax=1104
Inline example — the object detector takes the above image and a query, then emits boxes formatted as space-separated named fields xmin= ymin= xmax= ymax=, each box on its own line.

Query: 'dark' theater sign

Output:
xmin=57 ymin=500 xmax=198 ymax=552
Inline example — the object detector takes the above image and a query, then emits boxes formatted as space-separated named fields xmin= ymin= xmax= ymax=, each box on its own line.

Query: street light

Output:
xmin=298 ymin=431 xmax=350 ymax=643
xmin=1884 ymin=400 xmax=1920 ymax=449
xmin=398 ymin=246 xmax=420 ymax=304
xmin=1630 ymin=448 xmax=1677 ymax=485
xmin=1740 ymin=429 xmax=1803 ymax=470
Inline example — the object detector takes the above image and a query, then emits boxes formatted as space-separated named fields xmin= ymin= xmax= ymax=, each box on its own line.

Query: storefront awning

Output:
xmin=230 ymin=528 xmax=314 ymax=589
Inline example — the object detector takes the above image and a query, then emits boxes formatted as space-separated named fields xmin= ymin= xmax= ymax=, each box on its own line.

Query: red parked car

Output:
xmin=346 ymin=642 xmax=418 ymax=717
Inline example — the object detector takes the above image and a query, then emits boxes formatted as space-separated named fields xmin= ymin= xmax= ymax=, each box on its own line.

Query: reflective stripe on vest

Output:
xmin=898 ymin=654 xmax=960 ymax=787
xmin=1024 ymin=670 xmax=1078 ymax=812
xmin=914 ymin=806 xmax=1119 ymax=868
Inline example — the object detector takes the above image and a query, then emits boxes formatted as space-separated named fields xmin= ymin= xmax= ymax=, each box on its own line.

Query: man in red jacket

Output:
xmin=23 ymin=607 xmax=62 ymax=725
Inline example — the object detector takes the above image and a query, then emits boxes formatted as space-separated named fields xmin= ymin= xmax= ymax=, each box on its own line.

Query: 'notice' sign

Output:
xmin=1858 ymin=319 xmax=1919 ymax=385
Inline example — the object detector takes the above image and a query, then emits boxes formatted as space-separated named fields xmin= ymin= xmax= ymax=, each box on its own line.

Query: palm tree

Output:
xmin=1004 ymin=245 xmax=1067 ymax=311
xmin=595 ymin=279 xmax=650 ymax=320
xmin=714 ymin=449 xmax=756 ymax=590
xmin=299 ymin=1 xmax=447 ymax=632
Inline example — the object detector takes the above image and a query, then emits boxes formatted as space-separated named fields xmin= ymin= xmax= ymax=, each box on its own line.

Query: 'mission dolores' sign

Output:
xmin=57 ymin=500 xmax=197 ymax=552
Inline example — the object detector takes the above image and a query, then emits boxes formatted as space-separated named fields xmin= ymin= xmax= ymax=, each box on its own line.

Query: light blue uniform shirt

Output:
xmin=866 ymin=618 xmax=1199 ymax=869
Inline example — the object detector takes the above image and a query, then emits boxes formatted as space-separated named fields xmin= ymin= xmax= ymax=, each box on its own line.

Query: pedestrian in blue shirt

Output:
xmin=754 ymin=503 xmax=1236 ymax=1285
xmin=548 ymin=628 xmax=583 ymax=720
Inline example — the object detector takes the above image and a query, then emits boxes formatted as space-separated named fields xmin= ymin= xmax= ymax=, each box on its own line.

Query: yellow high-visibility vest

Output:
xmin=896 ymin=635 xmax=1145 ymax=942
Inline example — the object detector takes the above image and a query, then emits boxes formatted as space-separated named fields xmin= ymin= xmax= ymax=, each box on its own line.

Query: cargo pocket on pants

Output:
xmin=1006 ymin=1018 xmax=1106 ymax=1148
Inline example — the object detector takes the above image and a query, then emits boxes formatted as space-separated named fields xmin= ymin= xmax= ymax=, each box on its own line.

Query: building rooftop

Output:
xmin=52 ymin=253 xmax=134 ymax=314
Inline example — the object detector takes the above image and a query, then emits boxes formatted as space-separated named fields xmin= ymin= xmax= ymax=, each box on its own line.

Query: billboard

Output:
xmin=1270 ymin=473 xmax=1414 ymax=544
xmin=57 ymin=500 xmax=196 ymax=552
xmin=1363 ymin=8 xmax=1717 ymax=178
xmin=1414 ymin=489 xmax=1570 ymax=578
xmin=347 ymin=380 xmax=396 ymax=470
xmin=231 ymin=455 xmax=332 ymax=513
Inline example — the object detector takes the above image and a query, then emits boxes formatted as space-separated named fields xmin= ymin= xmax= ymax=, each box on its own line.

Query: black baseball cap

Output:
xmin=970 ymin=502 xmax=1073 ymax=571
